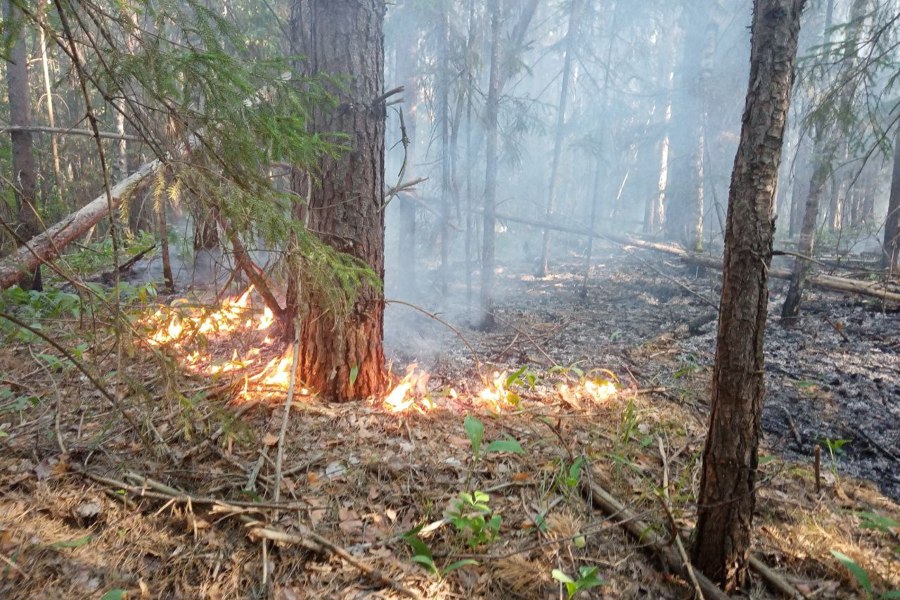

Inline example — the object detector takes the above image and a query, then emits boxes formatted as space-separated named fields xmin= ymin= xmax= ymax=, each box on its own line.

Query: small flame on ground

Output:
xmin=478 ymin=371 xmax=516 ymax=411
xmin=384 ymin=364 xmax=433 ymax=413
xmin=583 ymin=379 xmax=617 ymax=402
xmin=142 ymin=286 xmax=298 ymax=401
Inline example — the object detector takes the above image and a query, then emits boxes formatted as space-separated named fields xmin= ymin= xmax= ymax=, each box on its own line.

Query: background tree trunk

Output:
xmin=692 ymin=0 xmax=805 ymax=590
xmin=884 ymin=124 xmax=900 ymax=270
xmin=537 ymin=0 xmax=583 ymax=277
xmin=290 ymin=0 xmax=388 ymax=401
xmin=782 ymin=0 xmax=870 ymax=317
xmin=479 ymin=0 xmax=502 ymax=330
xmin=4 ymin=0 xmax=42 ymax=291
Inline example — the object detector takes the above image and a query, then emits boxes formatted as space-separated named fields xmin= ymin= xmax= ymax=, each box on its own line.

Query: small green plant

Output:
xmin=463 ymin=415 xmax=523 ymax=488
xmin=856 ymin=511 xmax=900 ymax=536
xmin=822 ymin=437 xmax=851 ymax=481
xmin=551 ymin=566 xmax=605 ymax=598
xmin=672 ymin=353 xmax=700 ymax=379
xmin=402 ymin=530 xmax=477 ymax=578
xmin=562 ymin=456 xmax=584 ymax=489
xmin=830 ymin=550 xmax=900 ymax=599
xmin=445 ymin=490 xmax=502 ymax=549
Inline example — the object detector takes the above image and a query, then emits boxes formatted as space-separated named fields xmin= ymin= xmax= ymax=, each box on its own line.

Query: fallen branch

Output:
xmin=0 ymin=159 xmax=161 ymax=289
xmin=249 ymin=527 xmax=423 ymax=600
xmin=1 ymin=124 xmax=144 ymax=142
xmin=484 ymin=210 xmax=900 ymax=305
xmin=582 ymin=471 xmax=806 ymax=599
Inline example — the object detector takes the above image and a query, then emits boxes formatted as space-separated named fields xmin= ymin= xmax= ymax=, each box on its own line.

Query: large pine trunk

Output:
xmin=290 ymin=0 xmax=387 ymax=401
xmin=691 ymin=0 xmax=805 ymax=590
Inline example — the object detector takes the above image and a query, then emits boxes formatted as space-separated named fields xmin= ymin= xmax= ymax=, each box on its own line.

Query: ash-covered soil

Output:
xmin=387 ymin=244 xmax=900 ymax=501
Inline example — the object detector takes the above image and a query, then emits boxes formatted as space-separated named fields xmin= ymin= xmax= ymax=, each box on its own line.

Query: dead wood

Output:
xmin=580 ymin=472 xmax=732 ymax=600
xmin=0 ymin=159 xmax=161 ymax=290
xmin=582 ymin=471 xmax=807 ymax=600
xmin=486 ymin=210 xmax=900 ymax=305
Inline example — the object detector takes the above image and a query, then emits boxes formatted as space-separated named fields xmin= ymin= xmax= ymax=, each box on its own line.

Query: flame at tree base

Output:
xmin=141 ymin=288 xmax=620 ymax=411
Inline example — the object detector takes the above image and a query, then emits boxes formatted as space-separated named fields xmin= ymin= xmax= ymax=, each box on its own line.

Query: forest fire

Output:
xmin=383 ymin=364 xmax=434 ymax=413
xmin=142 ymin=286 xmax=286 ymax=390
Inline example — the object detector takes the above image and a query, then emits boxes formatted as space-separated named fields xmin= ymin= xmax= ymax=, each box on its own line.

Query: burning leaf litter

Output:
xmin=142 ymin=288 xmax=621 ymax=412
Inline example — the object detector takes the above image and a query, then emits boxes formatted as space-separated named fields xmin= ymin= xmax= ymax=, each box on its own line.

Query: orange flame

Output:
xmin=384 ymin=364 xmax=433 ymax=413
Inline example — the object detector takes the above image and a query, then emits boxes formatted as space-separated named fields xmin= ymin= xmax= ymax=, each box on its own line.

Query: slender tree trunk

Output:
xmin=38 ymin=22 xmax=62 ymax=196
xmin=782 ymin=0 xmax=869 ymax=316
xmin=397 ymin=35 xmax=419 ymax=298
xmin=783 ymin=144 xmax=827 ymax=316
xmin=537 ymin=0 xmax=583 ymax=277
xmin=788 ymin=129 xmax=810 ymax=237
xmin=580 ymin=157 xmax=602 ymax=296
xmin=884 ymin=124 xmax=900 ymax=270
xmin=692 ymin=0 xmax=805 ymax=590
xmin=290 ymin=0 xmax=387 ymax=401
xmin=479 ymin=0 xmax=502 ymax=329
xmin=439 ymin=6 xmax=452 ymax=294
xmin=464 ymin=0 xmax=477 ymax=307
xmin=4 ymin=0 xmax=41 ymax=291
xmin=664 ymin=3 xmax=712 ymax=251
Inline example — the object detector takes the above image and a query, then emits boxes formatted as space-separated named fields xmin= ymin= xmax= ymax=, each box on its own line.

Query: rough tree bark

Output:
xmin=883 ymin=124 xmax=900 ymax=270
xmin=4 ymin=0 xmax=42 ymax=290
xmin=691 ymin=0 xmax=805 ymax=591
xmin=290 ymin=0 xmax=388 ymax=401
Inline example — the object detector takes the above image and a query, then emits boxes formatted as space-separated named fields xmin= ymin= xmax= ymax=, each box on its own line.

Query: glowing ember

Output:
xmin=384 ymin=364 xmax=433 ymax=413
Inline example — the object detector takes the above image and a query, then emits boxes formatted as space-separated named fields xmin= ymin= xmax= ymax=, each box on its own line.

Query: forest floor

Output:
xmin=0 ymin=242 xmax=898 ymax=599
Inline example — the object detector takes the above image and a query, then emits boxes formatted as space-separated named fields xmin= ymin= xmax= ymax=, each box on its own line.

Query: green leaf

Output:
xmin=51 ymin=535 xmax=92 ymax=548
xmin=879 ymin=592 xmax=900 ymax=599
xmin=101 ymin=590 xmax=127 ymax=600
xmin=443 ymin=559 xmax=479 ymax=574
xmin=552 ymin=569 xmax=575 ymax=584
xmin=464 ymin=415 xmax=484 ymax=459
xmin=831 ymin=550 xmax=873 ymax=595
xmin=411 ymin=554 xmax=438 ymax=574
xmin=484 ymin=438 xmax=524 ymax=455
xmin=349 ymin=365 xmax=359 ymax=387
xmin=403 ymin=534 xmax=432 ymax=560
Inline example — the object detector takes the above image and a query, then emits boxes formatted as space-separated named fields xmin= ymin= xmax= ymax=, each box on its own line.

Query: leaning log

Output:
xmin=0 ymin=159 xmax=161 ymax=289
xmin=488 ymin=210 xmax=900 ymax=305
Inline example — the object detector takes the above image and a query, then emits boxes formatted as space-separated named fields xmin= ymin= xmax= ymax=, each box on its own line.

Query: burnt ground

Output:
xmin=389 ymin=244 xmax=900 ymax=502
xmin=1 ymin=240 xmax=898 ymax=599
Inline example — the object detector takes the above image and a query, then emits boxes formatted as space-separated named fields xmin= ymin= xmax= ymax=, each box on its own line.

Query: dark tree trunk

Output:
xmin=692 ymin=0 xmax=805 ymax=591
xmin=4 ymin=0 xmax=42 ymax=290
xmin=479 ymin=0 xmax=502 ymax=329
xmin=884 ymin=125 xmax=900 ymax=270
xmin=290 ymin=0 xmax=387 ymax=401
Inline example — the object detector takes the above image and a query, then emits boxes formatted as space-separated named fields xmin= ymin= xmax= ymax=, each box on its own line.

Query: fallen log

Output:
xmin=0 ymin=158 xmax=161 ymax=290
xmin=486 ymin=211 xmax=900 ymax=305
